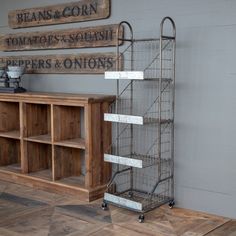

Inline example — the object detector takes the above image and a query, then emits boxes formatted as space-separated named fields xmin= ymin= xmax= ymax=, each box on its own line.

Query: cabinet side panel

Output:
xmin=101 ymin=101 xmax=112 ymax=184
xmin=91 ymin=103 xmax=102 ymax=187
xmin=20 ymin=102 xmax=27 ymax=173
xmin=85 ymin=104 xmax=92 ymax=188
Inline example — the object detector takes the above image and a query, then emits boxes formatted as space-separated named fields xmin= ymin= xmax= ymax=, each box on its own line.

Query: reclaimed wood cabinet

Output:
xmin=0 ymin=92 xmax=114 ymax=201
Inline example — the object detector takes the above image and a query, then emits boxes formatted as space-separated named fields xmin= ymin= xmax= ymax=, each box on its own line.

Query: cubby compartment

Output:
xmin=24 ymin=103 xmax=51 ymax=144
xmin=0 ymin=92 xmax=113 ymax=201
xmin=54 ymin=145 xmax=85 ymax=188
xmin=27 ymin=142 xmax=52 ymax=180
xmin=0 ymin=137 xmax=21 ymax=172
xmin=0 ymin=101 xmax=20 ymax=139
xmin=53 ymin=105 xmax=85 ymax=149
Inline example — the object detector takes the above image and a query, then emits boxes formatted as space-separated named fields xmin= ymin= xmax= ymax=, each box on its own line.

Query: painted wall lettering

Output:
xmin=8 ymin=0 xmax=110 ymax=28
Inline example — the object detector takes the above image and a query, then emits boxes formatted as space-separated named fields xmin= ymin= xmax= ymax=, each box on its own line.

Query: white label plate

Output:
xmin=105 ymin=71 xmax=144 ymax=80
xmin=104 ymin=113 xmax=143 ymax=125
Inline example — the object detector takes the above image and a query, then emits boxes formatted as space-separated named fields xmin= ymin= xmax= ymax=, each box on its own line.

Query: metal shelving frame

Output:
xmin=102 ymin=17 xmax=176 ymax=222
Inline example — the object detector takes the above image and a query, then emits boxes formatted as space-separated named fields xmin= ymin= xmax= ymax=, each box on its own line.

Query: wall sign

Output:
xmin=0 ymin=24 xmax=123 ymax=51
xmin=8 ymin=0 xmax=110 ymax=28
xmin=0 ymin=53 xmax=121 ymax=74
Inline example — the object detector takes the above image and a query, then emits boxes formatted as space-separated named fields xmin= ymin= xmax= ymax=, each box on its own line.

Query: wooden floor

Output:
xmin=0 ymin=180 xmax=235 ymax=236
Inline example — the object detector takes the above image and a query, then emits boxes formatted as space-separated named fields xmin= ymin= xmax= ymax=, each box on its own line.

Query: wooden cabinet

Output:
xmin=0 ymin=92 xmax=114 ymax=201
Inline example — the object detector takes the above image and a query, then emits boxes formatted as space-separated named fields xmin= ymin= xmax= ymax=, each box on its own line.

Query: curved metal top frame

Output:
xmin=160 ymin=16 xmax=176 ymax=39
xmin=116 ymin=21 xmax=133 ymax=71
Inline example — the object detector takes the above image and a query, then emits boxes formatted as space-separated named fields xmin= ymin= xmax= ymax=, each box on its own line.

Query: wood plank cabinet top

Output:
xmin=0 ymin=92 xmax=115 ymax=105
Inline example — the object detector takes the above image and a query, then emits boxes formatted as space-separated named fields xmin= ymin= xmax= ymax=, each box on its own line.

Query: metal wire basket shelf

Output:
xmin=102 ymin=17 xmax=176 ymax=221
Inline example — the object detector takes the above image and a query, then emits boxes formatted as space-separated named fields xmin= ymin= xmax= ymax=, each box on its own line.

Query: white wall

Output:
xmin=0 ymin=0 xmax=236 ymax=218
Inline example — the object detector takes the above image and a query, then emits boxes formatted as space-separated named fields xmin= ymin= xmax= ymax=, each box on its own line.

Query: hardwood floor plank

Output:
xmin=0 ymin=227 xmax=24 ymax=236
xmin=0 ymin=180 xmax=233 ymax=236
xmin=87 ymin=224 xmax=148 ymax=236
xmin=160 ymin=206 xmax=230 ymax=236
xmin=205 ymin=220 xmax=236 ymax=236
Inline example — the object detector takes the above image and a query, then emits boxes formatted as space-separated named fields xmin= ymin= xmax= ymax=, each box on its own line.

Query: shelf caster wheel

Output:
xmin=128 ymin=191 xmax=133 ymax=198
xmin=138 ymin=214 xmax=145 ymax=223
xmin=101 ymin=202 xmax=108 ymax=211
xmin=169 ymin=200 xmax=175 ymax=209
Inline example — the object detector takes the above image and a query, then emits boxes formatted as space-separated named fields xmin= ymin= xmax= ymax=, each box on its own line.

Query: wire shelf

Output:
xmin=103 ymin=17 xmax=176 ymax=217
xmin=105 ymin=38 xmax=174 ymax=81
xmin=105 ymin=187 xmax=172 ymax=212
xmin=104 ymin=79 xmax=173 ymax=125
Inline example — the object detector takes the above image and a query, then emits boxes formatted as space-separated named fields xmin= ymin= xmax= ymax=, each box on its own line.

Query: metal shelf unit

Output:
xmin=102 ymin=17 xmax=176 ymax=222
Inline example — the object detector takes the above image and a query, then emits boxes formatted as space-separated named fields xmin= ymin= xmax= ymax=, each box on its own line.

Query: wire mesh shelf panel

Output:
xmin=103 ymin=17 xmax=176 ymax=215
xmin=106 ymin=38 xmax=174 ymax=80
xmin=105 ymin=178 xmax=173 ymax=212
xmin=105 ymin=121 xmax=172 ymax=167
xmin=104 ymin=80 xmax=173 ymax=125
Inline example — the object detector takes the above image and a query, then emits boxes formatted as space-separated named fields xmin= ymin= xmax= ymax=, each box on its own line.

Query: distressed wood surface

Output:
xmin=0 ymin=24 xmax=123 ymax=51
xmin=0 ymin=52 xmax=118 ymax=74
xmin=0 ymin=92 xmax=114 ymax=201
xmin=206 ymin=220 xmax=236 ymax=236
xmin=0 ymin=92 xmax=115 ymax=104
xmin=0 ymin=180 xmax=232 ymax=236
xmin=8 ymin=0 xmax=110 ymax=29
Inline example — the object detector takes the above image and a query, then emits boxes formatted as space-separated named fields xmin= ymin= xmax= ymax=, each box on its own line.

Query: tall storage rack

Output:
xmin=102 ymin=17 xmax=176 ymax=222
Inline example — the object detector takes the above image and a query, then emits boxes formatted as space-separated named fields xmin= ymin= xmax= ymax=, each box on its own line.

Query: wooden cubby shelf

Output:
xmin=0 ymin=101 xmax=20 ymax=139
xmin=0 ymin=137 xmax=21 ymax=173
xmin=24 ymin=134 xmax=52 ymax=144
xmin=0 ymin=92 xmax=115 ymax=201
xmin=27 ymin=141 xmax=52 ymax=180
xmin=54 ymin=145 xmax=85 ymax=188
xmin=0 ymin=130 xmax=20 ymax=139
xmin=24 ymin=103 xmax=51 ymax=143
xmin=54 ymin=138 xmax=85 ymax=149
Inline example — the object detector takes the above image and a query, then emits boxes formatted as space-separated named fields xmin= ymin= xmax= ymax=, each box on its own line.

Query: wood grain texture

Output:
xmin=21 ymin=104 xmax=28 ymax=174
xmin=0 ymin=101 xmax=19 ymax=133
xmin=0 ymin=92 xmax=114 ymax=201
xmin=54 ymin=138 xmax=85 ymax=149
xmin=85 ymin=103 xmax=93 ymax=189
xmin=0 ymin=52 xmax=118 ymax=74
xmin=27 ymin=142 xmax=52 ymax=174
xmin=85 ymin=102 xmax=112 ymax=188
xmin=91 ymin=102 xmax=112 ymax=187
xmin=91 ymin=103 xmax=102 ymax=187
xmin=20 ymin=102 xmax=27 ymax=175
xmin=0 ymin=180 xmax=232 ymax=236
xmin=54 ymin=146 xmax=81 ymax=181
xmin=8 ymin=0 xmax=110 ymax=28
xmin=0 ymin=138 xmax=20 ymax=166
xmin=0 ymin=92 xmax=115 ymax=104
xmin=24 ymin=134 xmax=52 ymax=144
xmin=25 ymin=103 xmax=51 ymax=137
xmin=206 ymin=220 xmax=236 ymax=235
xmin=51 ymin=105 xmax=55 ymax=182
xmin=0 ymin=24 xmax=123 ymax=51
xmin=53 ymin=105 xmax=81 ymax=142
xmin=0 ymin=171 xmax=89 ymax=200
xmin=0 ymin=130 xmax=20 ymax=139
xmin=101 ymin=101 xmax=112 ymax=184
